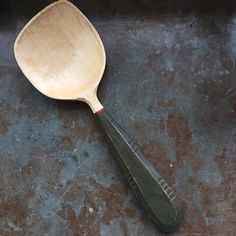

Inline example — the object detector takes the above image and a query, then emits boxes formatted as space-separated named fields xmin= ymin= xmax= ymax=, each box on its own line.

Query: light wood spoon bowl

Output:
xmin=14 ymin=0 xmax=105 ymax=112
xmin=14 ymin=0 xmax=184 ymax=233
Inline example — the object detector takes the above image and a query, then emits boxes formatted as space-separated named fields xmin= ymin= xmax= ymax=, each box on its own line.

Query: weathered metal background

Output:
xmin=0 ymin=0 xmax=236 ymax=235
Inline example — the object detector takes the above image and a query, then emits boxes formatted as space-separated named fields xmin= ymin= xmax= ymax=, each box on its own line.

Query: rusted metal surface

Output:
xmin=0 ymin=0 xmax=236 ymax=235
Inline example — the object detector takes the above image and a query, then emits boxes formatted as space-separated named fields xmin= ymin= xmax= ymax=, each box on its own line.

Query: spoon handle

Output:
xmin=95 ymin=108 xmax=185 ymax=233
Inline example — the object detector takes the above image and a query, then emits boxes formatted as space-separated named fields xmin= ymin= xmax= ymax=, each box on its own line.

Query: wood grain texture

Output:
xmin=14 ymin=0 xmax=105 ymax=112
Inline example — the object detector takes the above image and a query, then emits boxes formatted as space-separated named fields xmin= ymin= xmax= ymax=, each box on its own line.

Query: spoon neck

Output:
xmin=80 ymin=91 xmax=103 ymax=113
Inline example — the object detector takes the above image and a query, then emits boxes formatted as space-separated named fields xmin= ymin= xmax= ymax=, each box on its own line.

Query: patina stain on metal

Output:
xmin=0 ymin=0 xmax=236 ymax=235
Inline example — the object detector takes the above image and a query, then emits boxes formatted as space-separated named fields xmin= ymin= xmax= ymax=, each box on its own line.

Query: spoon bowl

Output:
xmin=14 ymin=0 xmax=105 ymax=112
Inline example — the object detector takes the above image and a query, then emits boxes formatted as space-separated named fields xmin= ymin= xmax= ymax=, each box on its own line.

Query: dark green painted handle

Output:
xmin=95 ymin=108 xmax=185 ymax=233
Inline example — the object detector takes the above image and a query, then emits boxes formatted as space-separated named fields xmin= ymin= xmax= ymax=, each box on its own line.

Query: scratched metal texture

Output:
xmin=0 ymin=0 xmax=236 ymax=235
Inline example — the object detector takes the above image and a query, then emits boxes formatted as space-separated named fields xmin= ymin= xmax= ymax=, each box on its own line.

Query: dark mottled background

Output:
xmin=0 ymin=0 xmax=236 ymax=235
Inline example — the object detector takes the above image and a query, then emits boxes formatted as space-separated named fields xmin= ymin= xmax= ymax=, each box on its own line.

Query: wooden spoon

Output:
xmin=14 ymin=0 xmax=184 ymax=232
